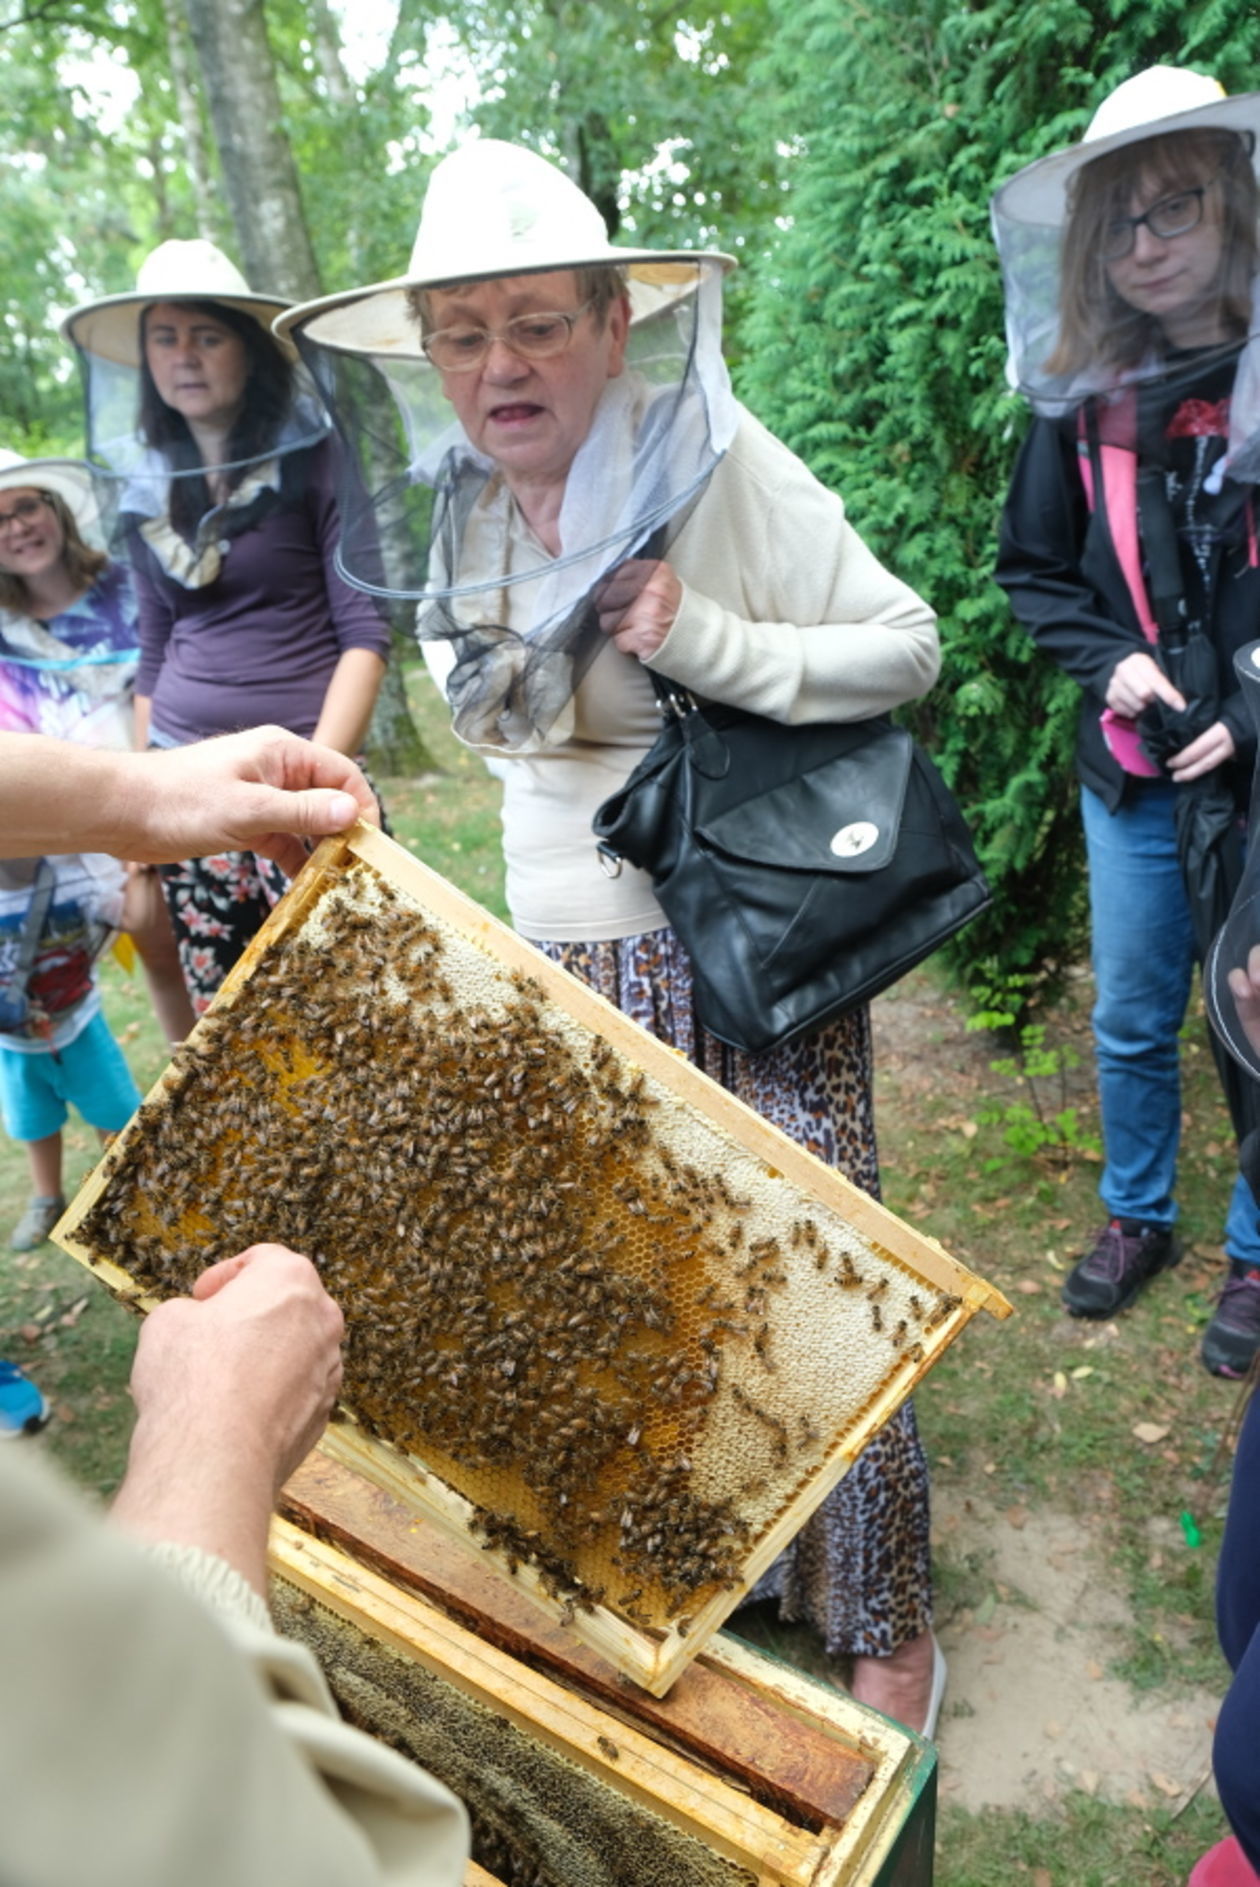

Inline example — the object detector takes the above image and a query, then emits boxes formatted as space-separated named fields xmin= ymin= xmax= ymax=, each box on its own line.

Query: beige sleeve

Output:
xmin=0 ymin=1447 xmax=469 ymax=1887
xmin=646 ymin=409 xmax=940 ymax=724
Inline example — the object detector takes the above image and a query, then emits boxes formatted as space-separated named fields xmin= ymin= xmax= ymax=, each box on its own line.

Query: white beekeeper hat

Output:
xmin=994 ymin=66 xmax=1260 ymax=230
xmin=274 ymin=139 xmax=734 ymax=356
xmin=0 ymin=451 xmax=99 ymax=527
xmin=62 ymin=239 xmax=293 ymax=366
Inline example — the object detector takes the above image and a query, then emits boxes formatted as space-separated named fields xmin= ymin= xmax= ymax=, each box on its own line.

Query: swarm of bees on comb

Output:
xmin=65 ymin=838 xmax=981 ymax=1646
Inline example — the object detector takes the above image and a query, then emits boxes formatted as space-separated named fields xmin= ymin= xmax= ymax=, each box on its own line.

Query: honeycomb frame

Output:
xmin=269 ymin=1517 xmax=935 ymax=1887
xmin=56 ymin=823 xmax=1010 ymax=1696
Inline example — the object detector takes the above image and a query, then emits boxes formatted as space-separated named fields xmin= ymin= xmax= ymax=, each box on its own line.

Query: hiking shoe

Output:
xmin=9 ymin=1194 xmax=65 ymax=1253
xmin=1061 ymin=1218 xmax=1181 ymax=1317
xmin=0 ymin=1360 xmax=49 ymax=1438
xmin=1201 ymin=1268 xmax=1260 ymax=1379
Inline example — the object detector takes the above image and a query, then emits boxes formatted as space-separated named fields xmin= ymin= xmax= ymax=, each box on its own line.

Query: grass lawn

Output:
xmin=1 ymin=657 xmax=1245 ymax=1884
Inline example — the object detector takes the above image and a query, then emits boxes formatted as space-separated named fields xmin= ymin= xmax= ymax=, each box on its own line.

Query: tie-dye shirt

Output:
xmin=0 ymin=563 xmax=139 ymax=750
xmin=0 ymin=854 xmax=125 ymax=1051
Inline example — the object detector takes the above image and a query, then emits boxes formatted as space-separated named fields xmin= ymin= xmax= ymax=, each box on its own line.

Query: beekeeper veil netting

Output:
xmin=277 ymin=141 xmax=738 ymax=751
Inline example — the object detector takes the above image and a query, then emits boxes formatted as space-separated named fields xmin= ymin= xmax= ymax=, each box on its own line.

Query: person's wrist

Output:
xmin=112 ymin=1408 xmax=277 ymax=1592
xmin=96 ymin=749 xmax=159 ymax=860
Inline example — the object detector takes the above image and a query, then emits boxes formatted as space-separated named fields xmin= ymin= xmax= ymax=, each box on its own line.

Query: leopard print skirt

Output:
xmin=534 ymin=925 xmax=932 ymax=1659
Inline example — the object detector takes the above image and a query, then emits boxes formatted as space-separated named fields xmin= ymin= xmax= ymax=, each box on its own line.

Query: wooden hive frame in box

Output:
xmin=57 ymin=823 xmax=1010 ymax=1696
xmin=270 ymin=1448 xmax=938 ymax=1887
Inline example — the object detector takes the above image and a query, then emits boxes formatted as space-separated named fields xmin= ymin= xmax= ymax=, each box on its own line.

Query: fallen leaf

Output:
xmin=1032 ymin=1871 xmax=1053 ymax=1887
xmin=1086 ymin=1660 xmax=1103 ymax=1681
xmin=1149 ymin=1772 xmax=1182 ymax=1799
xmin=1005 ymin=1507 xmax=1027 ymax=1530
xmin=1133 ymin=1422 xmax=1171 ymax=1445
xmin=1071 ymin=1365 xmax=1094 ymax=1379
xmin=1052 ymin=1370 xmax=1068 ymax=1397
xmin=1044 ymin=1719 xmax=1063 ymax=1739
xmin=1079 ymin=1770 xmax=1099 ymax=1796
xmin=960 ymin=1119 xmax=978 ymax=1138
xmin=58 ymin=1295 xmax=90 ymax=1328
xmin=18 ymin=1323 xmax=41 ymax=1344
xmin=1015 ymin=1279 xmax=1043 ymax=1295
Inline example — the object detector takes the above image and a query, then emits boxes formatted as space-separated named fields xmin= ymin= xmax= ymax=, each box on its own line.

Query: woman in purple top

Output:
xmin=63 ymin=242 xmax=391 ymax=1013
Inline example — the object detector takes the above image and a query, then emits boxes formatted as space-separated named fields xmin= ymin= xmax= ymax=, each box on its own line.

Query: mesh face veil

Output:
xmin=62 ymin=301 xmax=331 ymax=556
xmin=283 ymin=255 xmax=738 ymax=751
xmin=990 ymin=77 xmax=1260 ymax=474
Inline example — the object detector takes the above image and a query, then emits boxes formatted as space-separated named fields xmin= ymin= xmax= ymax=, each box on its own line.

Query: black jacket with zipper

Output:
xmin=995 ymin=386 xmax=1259 ymax=814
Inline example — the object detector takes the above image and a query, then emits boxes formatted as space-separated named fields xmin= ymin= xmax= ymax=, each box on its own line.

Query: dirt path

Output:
xmin=932 ymin=1492 xmax=1217 ymax=1813
xmin=870 ymin=979 xmax=1223 ymax=1817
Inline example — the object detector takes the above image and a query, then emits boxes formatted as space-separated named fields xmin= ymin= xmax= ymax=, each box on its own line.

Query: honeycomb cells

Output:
xmin=75 ymin=857 xmax=958 ymax=1629
xmin=269 ymin=1580 xmax=759 ymax=1887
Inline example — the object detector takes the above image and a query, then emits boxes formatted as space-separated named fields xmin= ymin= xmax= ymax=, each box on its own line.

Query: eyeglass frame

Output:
xmin=0 ymin=492 xmax=55 ymax=534
xmin=1102 ymin=181 xmax=1217 ymax=261
xmin=420 ymin=300 xmax=596 ymax=373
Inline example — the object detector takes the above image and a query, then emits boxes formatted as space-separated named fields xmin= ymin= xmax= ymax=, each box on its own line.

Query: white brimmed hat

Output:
xmin=61 ymin=239 xmax=292 ymax=366
xmin=994 ymin=66 xmax=1260 ymax=228
xmin=0 ymin=451 xmax=98 ymax=527
xmin=275 ymin=139 xmax=735 ymax=356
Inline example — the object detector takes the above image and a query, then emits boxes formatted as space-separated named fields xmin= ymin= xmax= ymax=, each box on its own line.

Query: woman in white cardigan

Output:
xmin=282 ymin=141 xmax=944 ymax=1735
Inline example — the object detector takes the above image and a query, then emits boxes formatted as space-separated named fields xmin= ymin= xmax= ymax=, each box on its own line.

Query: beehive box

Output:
xmin=271 ymin=1448 xmax=938 ymax=1887
xmin=57 ymin=823 xmax=1009 ymax=1694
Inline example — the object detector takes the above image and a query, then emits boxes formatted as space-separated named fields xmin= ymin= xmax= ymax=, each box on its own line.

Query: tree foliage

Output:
xmin=0 ymin=0 xmax=236 ymax=451
xmin=404 ymin=0 xmax=781 ymax=340
xmin=738 ymin=0 xmax=1260 ymax=1002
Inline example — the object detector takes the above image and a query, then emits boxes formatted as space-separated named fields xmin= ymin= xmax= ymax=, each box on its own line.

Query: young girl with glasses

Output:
xmin=994 ymin=70 xmax=1260 ymax=1379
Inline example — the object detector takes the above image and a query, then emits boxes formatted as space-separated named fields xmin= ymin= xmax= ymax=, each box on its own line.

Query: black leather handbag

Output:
xmin=592 ymin=681 xmax=991 ymax=1055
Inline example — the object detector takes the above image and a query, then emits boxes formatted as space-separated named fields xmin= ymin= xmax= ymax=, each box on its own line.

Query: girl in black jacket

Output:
xmin=993 ymin=66 xmax=1260 ymax=1378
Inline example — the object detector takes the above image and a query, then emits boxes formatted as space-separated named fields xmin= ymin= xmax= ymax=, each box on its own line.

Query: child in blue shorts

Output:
xmin=0 ymin=852 xmax=141 ymax=1252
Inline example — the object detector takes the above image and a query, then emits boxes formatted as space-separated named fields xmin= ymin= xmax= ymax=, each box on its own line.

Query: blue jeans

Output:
xmin=1081 ymin=783 xmax=1260 ymax=1264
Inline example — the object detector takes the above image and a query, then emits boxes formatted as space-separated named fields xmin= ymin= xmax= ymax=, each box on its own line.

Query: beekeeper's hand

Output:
xmin=111 ymin=1244 xmax=344 ymax=1595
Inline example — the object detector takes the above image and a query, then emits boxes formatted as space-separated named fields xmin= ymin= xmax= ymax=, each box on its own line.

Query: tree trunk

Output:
xmin=179 ymin=0 xmax=321 ymax=300
xmin=178 ymin=0 xmax=437 ymax=775
xmin=160 ymin=0 xmax=218 ymax=240
xmin=365 ymin=631 xmax=440 ymax=779
xmin=305 ymin=0 xmax=356 ymax=111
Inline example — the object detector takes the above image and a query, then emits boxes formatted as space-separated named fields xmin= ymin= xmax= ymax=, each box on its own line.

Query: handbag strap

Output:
xmin=14 ymin=859 xmax=55 ymax=981
xmin=0 ymin=858 xmax=55 ymax=1019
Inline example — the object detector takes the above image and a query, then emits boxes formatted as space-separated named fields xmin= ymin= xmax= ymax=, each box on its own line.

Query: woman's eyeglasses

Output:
xmin=1103 ymin=185 xmax=1212 ymax=261
xmin=421 ymin=302 xmax=594 ymax=373
xmin=0 ymin=494 xmax=53 ymax=535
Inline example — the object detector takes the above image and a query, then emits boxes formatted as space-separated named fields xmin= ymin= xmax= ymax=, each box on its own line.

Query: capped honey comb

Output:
xmin=57 ymin=823 xmax=1009 ymax=1694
